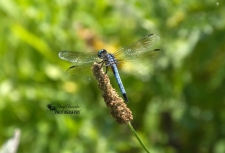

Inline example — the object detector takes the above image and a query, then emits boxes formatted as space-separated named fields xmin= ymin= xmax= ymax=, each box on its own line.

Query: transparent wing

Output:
xmin=113 ymin=34 xmax=160 ymax=60
xmin=65 ymin=62 xmax=94 ymax=79
xmin=58 ymin=51 xmax=100 ymax=63
xmin=58 ymin=51 xmax=101 ymax=79
xmin=111 ymin=34 xmax=160 ymax=75
xmin=116 ymin=49 xmax=161 ymax=74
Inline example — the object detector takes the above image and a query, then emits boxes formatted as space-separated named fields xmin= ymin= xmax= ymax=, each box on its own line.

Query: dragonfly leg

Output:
xmin=97 ymin=60 xmax=109 ymax=74
xmin=105 ymin=66 xmax=108 ymax=74
xmin=97 ymin=61 xmax=104 ymax=69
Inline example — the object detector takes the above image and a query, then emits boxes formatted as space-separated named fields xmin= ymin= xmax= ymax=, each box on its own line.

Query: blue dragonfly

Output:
xmin=59 ymin=34 xmax=160 ymax=103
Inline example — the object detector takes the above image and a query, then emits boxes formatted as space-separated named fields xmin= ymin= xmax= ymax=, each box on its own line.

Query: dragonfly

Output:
xmin=59 ymin=34 xmax=160 ymax=103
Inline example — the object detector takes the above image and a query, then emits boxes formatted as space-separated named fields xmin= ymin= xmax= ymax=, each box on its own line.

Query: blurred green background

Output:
xmin=0 ymin=0 xmax=225 ymax=153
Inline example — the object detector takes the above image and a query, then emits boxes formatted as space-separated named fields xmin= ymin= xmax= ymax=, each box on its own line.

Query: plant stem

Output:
xmin=128 ymin=121 xmax=150 ymax=153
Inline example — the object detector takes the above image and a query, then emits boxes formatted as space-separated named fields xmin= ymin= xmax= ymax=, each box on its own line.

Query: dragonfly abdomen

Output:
xmin=107 ymin=54 xmax=129 ymax=103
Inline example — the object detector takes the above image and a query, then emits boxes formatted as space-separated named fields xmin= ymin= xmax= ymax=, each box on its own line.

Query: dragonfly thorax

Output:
xmin=97 ymin=49 xmax=108 ymax=59
xmin=98 ymin=49 xmax=117 ymax=66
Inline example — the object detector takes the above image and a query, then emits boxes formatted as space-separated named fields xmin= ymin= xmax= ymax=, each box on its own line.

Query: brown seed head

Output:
xmin=92 ymin=63 xmax=133 ymax=124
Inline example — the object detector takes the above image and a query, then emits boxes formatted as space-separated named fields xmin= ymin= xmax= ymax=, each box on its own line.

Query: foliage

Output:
xmin=0 ymin=0 xmax=225 ymax=152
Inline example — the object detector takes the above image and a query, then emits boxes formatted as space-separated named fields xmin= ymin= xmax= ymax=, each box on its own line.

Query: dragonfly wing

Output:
xmin=114 ymin=34 xmax=160 ymax=60
xmin=116 ymin=49 xmax=161 ymax=74
xmin=58 ymin=51 xmax=100 ymax=63
xmin=59 ymin=51 xmax=101 ymax=79
xmin=65 ymin=62 xmax=94 ymax=79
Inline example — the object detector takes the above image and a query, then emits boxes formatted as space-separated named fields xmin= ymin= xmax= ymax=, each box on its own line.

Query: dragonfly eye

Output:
xmin=97 ymin=49 xmax=107 ymax=58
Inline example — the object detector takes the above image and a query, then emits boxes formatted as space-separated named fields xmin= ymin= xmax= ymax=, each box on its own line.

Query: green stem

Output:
xmin=128 ymin=121 xmax=150 ymax=153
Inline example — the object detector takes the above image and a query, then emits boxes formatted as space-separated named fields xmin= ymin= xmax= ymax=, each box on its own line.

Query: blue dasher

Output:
xmin=59 ymin=34 xmax=160 ymax=103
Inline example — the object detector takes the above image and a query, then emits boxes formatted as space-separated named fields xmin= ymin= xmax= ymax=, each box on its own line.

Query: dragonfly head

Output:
xmin=97 ymin=49 xmax=107 ymax=59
